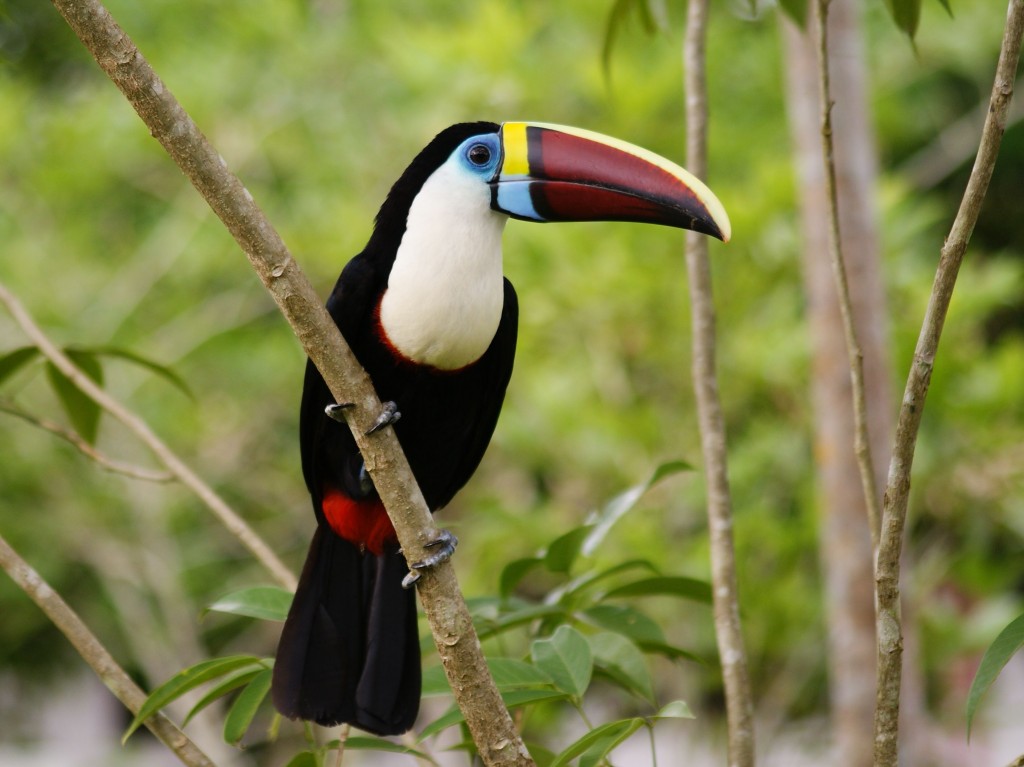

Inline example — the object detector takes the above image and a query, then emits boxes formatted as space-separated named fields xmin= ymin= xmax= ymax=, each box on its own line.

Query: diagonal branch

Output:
xmin=0 ymin=532 xmax=216 ymax=767
xmin=682 ymin=2 xmax=755 ymax=765
xmin=873 ymin=2 xmax=1024 ymax=765
xmin=47 ymin=1 xmax=532 ymax=764
xmin=0 ymin=281 xmax=297 ymax=593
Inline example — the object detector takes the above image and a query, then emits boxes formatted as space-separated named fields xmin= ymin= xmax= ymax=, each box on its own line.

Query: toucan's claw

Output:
xmin=401 ymin=529 xmax=459 ymax=589
xmin=366 ymin=401 xmax=401 ymax=435
xmin=325 ymin=402 xmax=355 ymax=422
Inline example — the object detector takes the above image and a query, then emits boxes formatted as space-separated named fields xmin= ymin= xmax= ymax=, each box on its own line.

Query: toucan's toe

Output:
xmin=402 ymin=529 xmax=458 ymax=589
xmin=365 ymin=401 xmax=401 ymax=435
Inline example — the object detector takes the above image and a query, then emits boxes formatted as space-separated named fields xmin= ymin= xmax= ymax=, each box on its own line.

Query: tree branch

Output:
xmin=46 ymin=1 xmax=532 ymax=763
xmin=873 ymin=2 xmax=1024 ymax=765
xmin=813 ymin=0 xmax=882 ymax=552
xmin=0 ymin=281 xmax=298 ymax=593
xmin=682 ymin=3 xmax=755 ymax=766
xmin=0 ymin=397 xmax=174 ymax=482
xmin=0 ymin=532 xmax=217 ymax=767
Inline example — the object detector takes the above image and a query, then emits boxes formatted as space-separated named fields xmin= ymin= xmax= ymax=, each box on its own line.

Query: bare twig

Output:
xmin=0 ymin=532 xmax=216 ymax=767
xmin=813 ymin=0 xmax=882 ymax=552
xmin=0 ymin=397 xmax=174 ymax=482
xmin=873 ymin=3 xmax=1024 ymax=765
xmin=682 ymin=3 xmax=755 ymax=766
xmin=0 ymin=281 xmax=297 ymax=593
xmin=46 ymin=1 xmax=531 ymax=763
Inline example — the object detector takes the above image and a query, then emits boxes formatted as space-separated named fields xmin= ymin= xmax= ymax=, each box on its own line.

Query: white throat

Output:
xmin=379 ymin=159 xmax=508 ymax=370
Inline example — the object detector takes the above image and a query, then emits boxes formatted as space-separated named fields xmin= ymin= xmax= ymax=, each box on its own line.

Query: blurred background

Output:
xmin=0 ymin=0 xmax=1022 ymax=765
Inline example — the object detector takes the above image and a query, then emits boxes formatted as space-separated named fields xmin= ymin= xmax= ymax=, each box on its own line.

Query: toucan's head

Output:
xmin=372 ymin=121 xmax=731 ymax=249
xmin=372 ymin=121 xmax=731 ymax=370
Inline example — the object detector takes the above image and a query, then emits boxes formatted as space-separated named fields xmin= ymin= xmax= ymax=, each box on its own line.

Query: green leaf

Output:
xmin=601 ymin=0 xmax=634 ymax=79
xmin=184 ymin=667 xmax=264 ymax=725
xmin=46 ymin=351 xmax=104 ymax=444
xmin=582 ymin=604 xmax=666 ymax=645
xmin=223 ymin=668 xmax=273 ymax=744
xmin=206 ymin=586 xmax=293 ymax=622
xmin=531 ymin=625 xmax=592 ymax=697
xmin=934 ymin=0 xmax=953 ymax=17
xmin=476 ymin=603 xmax=568 ymax=641
xmin=83 ymin=345 xmax=194 ymax=400
xmin=654 ymin=699 xmax=695 ymax=719
xmin=418 ymin=689 xmax=569 ymax=740
xmin=421 ymin=665 xmax=451 ymax=696
xmin=582 ymin=461 xmax=690 ymax=556
xmin=123 ymin=655 xmax=264 ymax=742
xmin=636 ymin=640 xmax=705 ymax=665
xmin=588 ymin=631 xmax=654 ymax=702
xmin=561 ymin=559 xmax=660 ymax=603
xmin=550 ymin=717 xmax=644 ymax=767
xmin=966 ymin=612 xmax=1024 ymax=738
xmin=544 ymin=526 xmax=593 ymax=575
xmin=500 ymin=556 xmax=544 ymax=599
xmin=331 ymin=736 xmax=429 ymax=757
xmin=777 ymin=0 xmax=808 ymax=26
xmin=884 ymin=0 xmax=921 ymax=38
xmin=283 ymin=751 xmax=318 ymax=767
xmin=604 ymin=576 xmax=712 ymax=605
xmin=487 ymin=657 xmax=554 ymax=689
xmin=0 ymin=346 xmax=40 ymax=386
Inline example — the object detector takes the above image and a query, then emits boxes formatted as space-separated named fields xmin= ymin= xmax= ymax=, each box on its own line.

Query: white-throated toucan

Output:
xmin=271 ymin=121 xmax=730 ymax=735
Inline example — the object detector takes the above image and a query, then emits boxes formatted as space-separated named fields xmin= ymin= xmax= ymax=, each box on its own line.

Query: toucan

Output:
xmin=271 ymin=121 xmax=730 ymax=735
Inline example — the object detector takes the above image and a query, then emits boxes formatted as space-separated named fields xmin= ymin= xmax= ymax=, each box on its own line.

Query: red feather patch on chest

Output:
xmin=321 ymin=489 xmax=396 ymax=556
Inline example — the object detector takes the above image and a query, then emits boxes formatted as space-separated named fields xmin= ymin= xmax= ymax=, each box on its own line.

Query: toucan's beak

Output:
xmin=490 ymin=122 xmax=731 ymax=243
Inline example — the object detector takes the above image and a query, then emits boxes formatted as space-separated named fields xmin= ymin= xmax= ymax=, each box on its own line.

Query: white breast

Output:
xmin=379 ymin=159 xmax=508 ymax=370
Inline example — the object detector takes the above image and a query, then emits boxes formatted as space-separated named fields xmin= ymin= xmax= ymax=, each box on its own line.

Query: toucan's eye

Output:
xmin=467 ymin=144 xmax=491 ymax=166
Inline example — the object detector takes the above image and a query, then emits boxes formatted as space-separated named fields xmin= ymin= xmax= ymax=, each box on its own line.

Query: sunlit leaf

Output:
xmin=46 ymin=350 xmax=104 ymax=444
xmin=582 ymin=461 xmax=690 ymax=556
xmin=206 ymin=586 xmax=293 ymax=622
xmin=588 ymin=631 xmax=654 ymax=702
xmin=184 ymin=667 xmax=263 ymax=726
xmin=550 ymin=717 xmax=644 ymax=767
xmin=654 ymin=699 xmax=695 ymax=719
xmin=0 ymin=346 xmax=40 ymax=386
xmin=531 ymin=625 xmax=592 ymax=697
xmin=603 ymin=575 xmax=712 ymax=605
xmin=123 ymin=655 xmax=264 ymax=742
xmin=966 ymin=612 xmax=1024 ymax=738
xmin=476 ymin=603 xmax=568 ymax=641
xmin=223 ymin=668 xmax=273 ymax=744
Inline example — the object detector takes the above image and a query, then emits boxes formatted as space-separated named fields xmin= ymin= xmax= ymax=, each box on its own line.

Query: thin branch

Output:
xmin=0 ymin=281 xmax=297 ymax=593
xmin=0 ymin=532 xmax=216 ymax=767
xmin=46 ymin=1 xmax=531 ymax=763
xmin=0 ymin=397 xmax=174 ymax=482
xmin=873 ymin=3 xmax=1024 ymax=765
xmin=682 ymin=3 xmax=755 ymax=766
xmin=813 ymin=0 xmax=882 ymax=552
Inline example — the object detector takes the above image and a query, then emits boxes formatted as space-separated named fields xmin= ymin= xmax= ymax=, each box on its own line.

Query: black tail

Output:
xmin=271 ymin=525 xmax=421 ymax=735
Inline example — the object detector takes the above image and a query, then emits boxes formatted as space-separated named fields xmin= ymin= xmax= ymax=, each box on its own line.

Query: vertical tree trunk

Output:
xmin=781 ymin=1 xmax=891 ymax=764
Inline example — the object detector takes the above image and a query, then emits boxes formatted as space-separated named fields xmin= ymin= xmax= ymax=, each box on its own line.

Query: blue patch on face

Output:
xmin=493 ymin=181 xmax=543 ymax=222
xmin=455 ymin=134 xmax=501 ymax=178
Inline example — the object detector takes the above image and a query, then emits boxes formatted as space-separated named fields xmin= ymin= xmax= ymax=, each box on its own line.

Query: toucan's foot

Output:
xmin=365 ymin=401 xmax=401 ymax=435
xmin=325 ymin=402 xmax=355 ymax=422
xmin=401 ymin=529 xmax=459 ymax=589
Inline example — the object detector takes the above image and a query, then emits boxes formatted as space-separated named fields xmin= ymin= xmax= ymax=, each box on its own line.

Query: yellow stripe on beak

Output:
xmin=500 ymin=122 xmax=531 ymax=178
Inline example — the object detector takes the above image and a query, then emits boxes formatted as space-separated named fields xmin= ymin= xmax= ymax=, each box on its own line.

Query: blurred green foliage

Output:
xmin=0 ymin=0 xmax=1022 ymax=759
